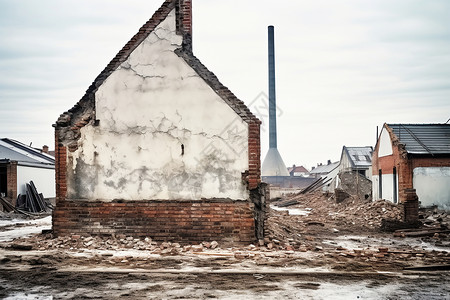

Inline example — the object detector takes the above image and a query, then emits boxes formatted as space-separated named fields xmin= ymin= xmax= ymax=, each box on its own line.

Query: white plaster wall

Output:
xmin=67 ymin=9 xmax=249 ymax=201
xmin=381 ymin=174 xmax=397 ymax=203
xmin=378 ymin=128 xmax=393 ymax=157
xmin=17 ymin=166 xmax=55 ymax=198
xmin=413 ymin=167 xmax=450 ymax=210
xmin=373 ymin=173 xmax=397 ymax=202
xmin=339 ymin=152 xmax=352 ymax=173
xmin=322 ymin=166 xmax=340 ymax=192
xmin=372 ymin=175 xmax=379 ymax=200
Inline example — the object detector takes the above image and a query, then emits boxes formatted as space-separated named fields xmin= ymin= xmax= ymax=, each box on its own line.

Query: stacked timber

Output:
xmin=16 ymin=181 xmax=49 ymax=213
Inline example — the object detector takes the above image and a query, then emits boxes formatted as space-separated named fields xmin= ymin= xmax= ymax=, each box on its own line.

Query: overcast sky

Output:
xmin=1 ymin=0 xmax=449 ymax=170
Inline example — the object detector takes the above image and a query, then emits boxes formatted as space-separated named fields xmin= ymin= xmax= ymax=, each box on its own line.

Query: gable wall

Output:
xmin=339 ymin=150 xmax=352 ymax=172
xmin=53 ymin=4 xmax=263 ymax=242
xmin=378 ymin=128 xmax=393 ymax=157
xmin=65 ymin=10 xmax=249 ymax=201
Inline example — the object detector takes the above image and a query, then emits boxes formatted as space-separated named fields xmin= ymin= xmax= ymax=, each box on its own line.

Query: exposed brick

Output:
xmin=53 ymin=200 xmax=255 ymax=243
xmin=5 ymin=162 xmax=17 ymax=201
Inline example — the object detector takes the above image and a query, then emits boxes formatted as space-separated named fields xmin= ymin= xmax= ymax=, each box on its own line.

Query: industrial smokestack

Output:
xmin=268 ymin=25 xmax=277 ymax=149
xmin=262 ymin=25 xmax=289 ymax=177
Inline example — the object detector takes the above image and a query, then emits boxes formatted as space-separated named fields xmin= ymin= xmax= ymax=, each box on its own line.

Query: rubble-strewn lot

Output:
xmin=0 ymin=193 xmax=449 ymax=299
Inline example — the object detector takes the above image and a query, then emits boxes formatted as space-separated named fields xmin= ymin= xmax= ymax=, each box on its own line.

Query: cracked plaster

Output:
xmin=66 ymin=9 xmax=249 ymax=201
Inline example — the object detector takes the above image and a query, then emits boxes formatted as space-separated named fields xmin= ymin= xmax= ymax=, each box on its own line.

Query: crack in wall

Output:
xmin=62 ymin=8 xmax=250 ymax=202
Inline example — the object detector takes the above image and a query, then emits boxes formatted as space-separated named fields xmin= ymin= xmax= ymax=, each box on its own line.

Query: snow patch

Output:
xmin=0 ymin=216 xmax=51 ymax=242
xmin=270 ymin=204 xmax=312 ymax=216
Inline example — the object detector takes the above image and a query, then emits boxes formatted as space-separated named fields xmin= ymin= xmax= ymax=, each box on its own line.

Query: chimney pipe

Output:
xmin=268 ymin=25 xmax=277 ymax=149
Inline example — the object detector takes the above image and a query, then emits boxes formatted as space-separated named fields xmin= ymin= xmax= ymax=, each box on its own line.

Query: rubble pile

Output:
xmin=0 ymin=191 xmax=448 ymax=272
xmin=265 ymin=191 xmax=450 ymax=252
xmin=335 ymin=171 xmax=373 ymax=201
xmin=419 ymin=208 xmax=450 ymax=228
xmin=266 ymin=192 xmax=403 ymax=246
xmin=5 ymin=234 xmax=224 ymax=254
xmin=331 ymin=196 xmax=404 ymax=227
xmin=1 ymin=194 xmax=448 ymax=274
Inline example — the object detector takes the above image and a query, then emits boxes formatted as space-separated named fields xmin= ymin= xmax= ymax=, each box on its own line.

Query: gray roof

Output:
xmin=387 ymin=124 xmax=450 ymax=155
xmin=310 ymin=161 xmax=339 ymax=174
xmin=344 ymin=146 xmax=373 ymax=168
xmin=0 ymin=138 xmax=55 ymax=168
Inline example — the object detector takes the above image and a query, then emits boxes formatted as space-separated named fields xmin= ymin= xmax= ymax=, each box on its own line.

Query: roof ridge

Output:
xmin=0 ymin=138 xmax=55 ymax=163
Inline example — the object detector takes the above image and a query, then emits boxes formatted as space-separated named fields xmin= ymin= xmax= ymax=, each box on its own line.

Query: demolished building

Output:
xmin=53 ymin=0 xmax=266 ymax=243
xmin=372 ymin=123 xmax=450 ymax=210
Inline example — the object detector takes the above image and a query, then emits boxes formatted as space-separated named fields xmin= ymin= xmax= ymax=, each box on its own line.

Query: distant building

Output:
xmin=0 ymin=138 xmax=55 ymax=203
xmin=338 ymin=146 xmax=373 ymax=179
xmin=372 ymin=123 xmax=450 ymax=209
xmin=288 ymin=165 xmax=310 ymax=177
xmin=310 ymin=160 xmax=339 ymax=179
xmin=308 ymin=160 xmax=340 ymax=192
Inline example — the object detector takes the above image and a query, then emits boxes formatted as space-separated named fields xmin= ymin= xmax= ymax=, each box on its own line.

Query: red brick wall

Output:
xmin=248 ymin=122 xmax=261 ymax=189
xmin=53 ymin=199 xmax=255 ymax=243
xmin=53 ymin=122 xmax=261 ymax=242
xmin=179 ymin=0 xmax=192 ymax=35
xmin=6 ymin=162 xmax=17 ymax=201
xmin=409 ymin=156 xmax=450 ymax=169
xmin=54 ymin=130 xmax=67 ymax=205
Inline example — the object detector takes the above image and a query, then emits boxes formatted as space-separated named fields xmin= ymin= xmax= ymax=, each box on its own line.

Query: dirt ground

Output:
xmin=0 ymin=192 xmax=449 ymax=299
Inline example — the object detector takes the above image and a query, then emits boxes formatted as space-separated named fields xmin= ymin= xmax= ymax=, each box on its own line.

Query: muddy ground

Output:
xmin=0 ymin=192 xmax=449 ymax=299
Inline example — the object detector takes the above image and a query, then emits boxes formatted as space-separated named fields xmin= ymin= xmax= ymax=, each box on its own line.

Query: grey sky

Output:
xmin=1 ymin=0 xmax=449 ymax=170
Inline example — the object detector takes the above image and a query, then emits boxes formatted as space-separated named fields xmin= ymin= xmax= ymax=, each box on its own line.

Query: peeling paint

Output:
xmin=64 ymin=9 xmax=249 ymax=201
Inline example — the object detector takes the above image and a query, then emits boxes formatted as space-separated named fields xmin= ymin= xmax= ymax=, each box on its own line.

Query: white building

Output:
xmin=0 ymin=138 xmax=55 ymax=204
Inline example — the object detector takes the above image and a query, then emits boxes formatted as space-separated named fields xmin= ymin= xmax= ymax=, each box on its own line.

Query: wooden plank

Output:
xmin=0 ymin=196 xmax=14 ymax=212
xmin=395 ymin=230 xmax=449 ymax=237
xmin=404 ymin=264 xmax=450 ymax=271
xmin=29 ymin=181 xmax=45 ymax=212
xmin=192 ymin=252 xmax=234 ymax=257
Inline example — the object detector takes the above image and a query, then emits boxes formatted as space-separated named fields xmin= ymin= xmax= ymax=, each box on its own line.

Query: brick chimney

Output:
xmin=176 ymin=0 xmax=192 ymax=51
xmin=42 ymin=145 xmax=49 ymax=153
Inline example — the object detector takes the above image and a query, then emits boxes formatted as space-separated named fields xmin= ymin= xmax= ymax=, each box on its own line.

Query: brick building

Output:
xmin=372 ymin=123 xmax=450 ymax=209
xmin=53 ymin=0 xmax=266 ymax=242
xmin=0 ymin=138 xmax=55 ymax=205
